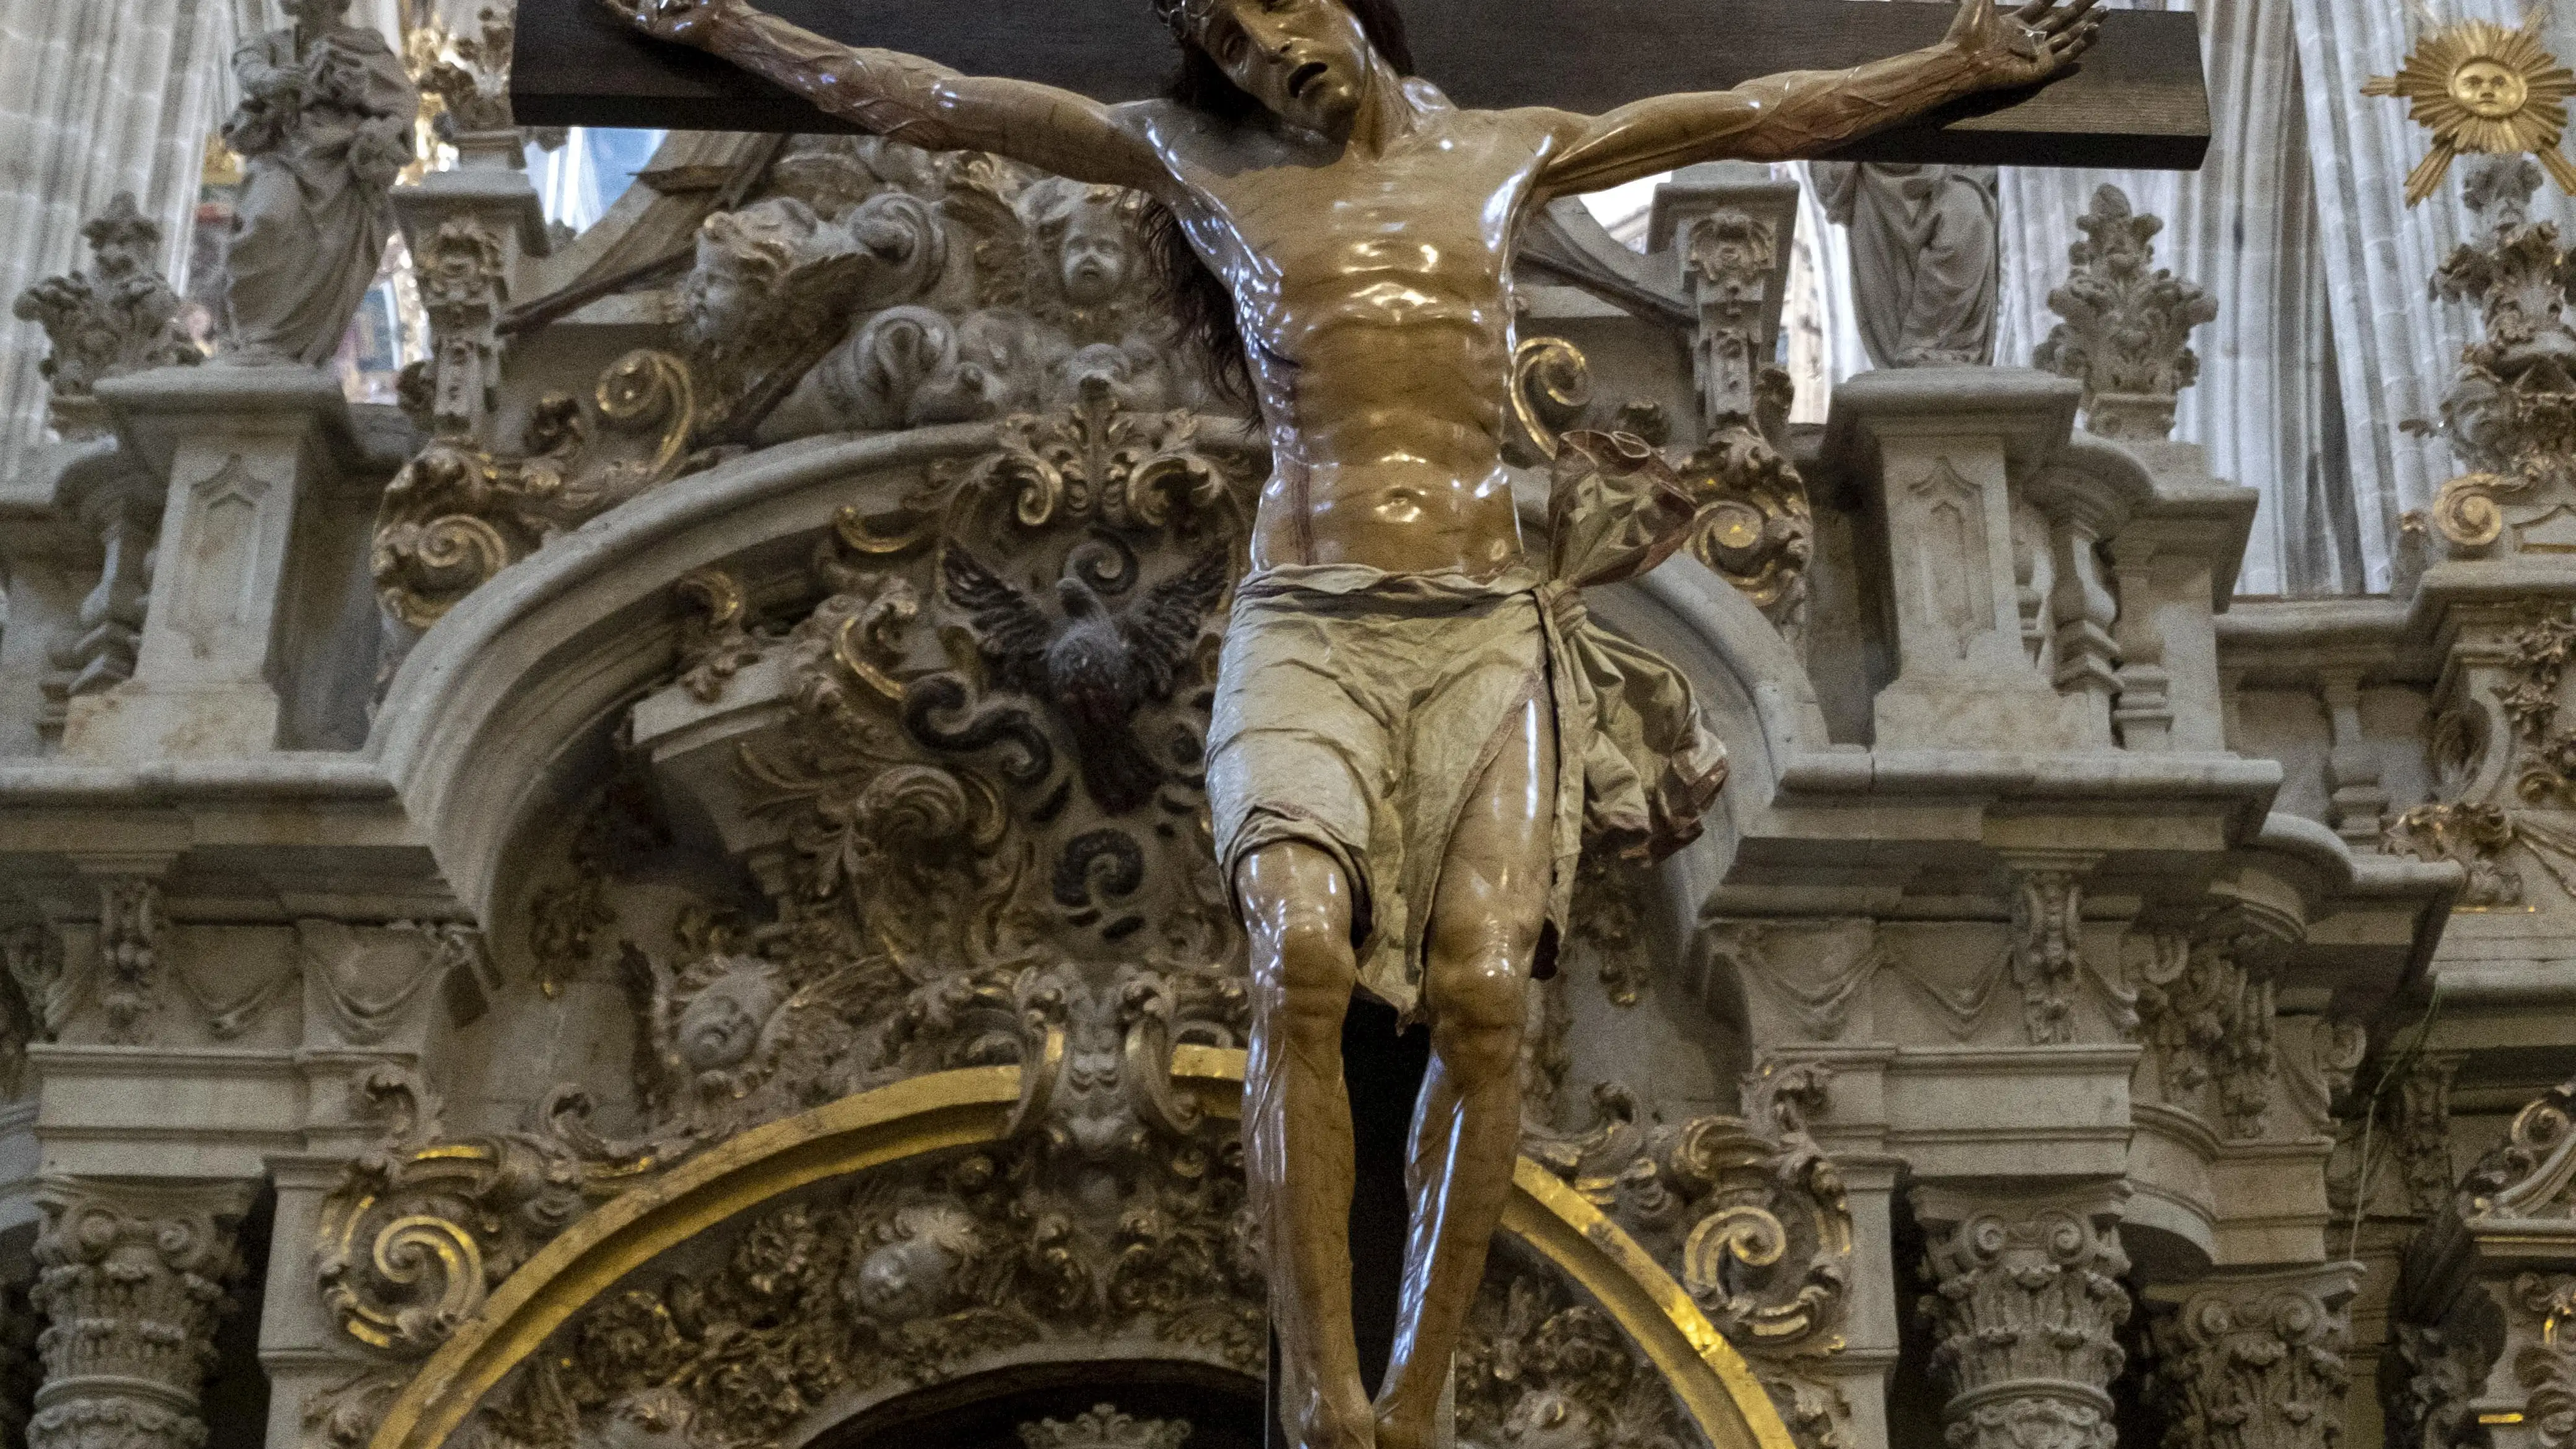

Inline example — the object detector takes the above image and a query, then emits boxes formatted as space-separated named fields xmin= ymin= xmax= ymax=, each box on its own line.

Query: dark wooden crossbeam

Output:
xmin=512 ymin=0 xmax=2209 ymax=170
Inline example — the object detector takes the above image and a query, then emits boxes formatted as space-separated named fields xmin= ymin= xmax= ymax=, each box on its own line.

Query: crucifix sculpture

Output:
xmin=592 ymin=1 xmax=2105 ymax=1445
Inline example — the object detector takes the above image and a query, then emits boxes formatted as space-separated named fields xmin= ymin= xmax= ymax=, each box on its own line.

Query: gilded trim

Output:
xmin=365 ymin=1055 xmax=1793 ymax=1449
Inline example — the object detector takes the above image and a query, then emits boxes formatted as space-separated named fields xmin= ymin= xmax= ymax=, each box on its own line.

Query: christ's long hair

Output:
xmin=1140 ymin=0 xmax=1416 ymax=407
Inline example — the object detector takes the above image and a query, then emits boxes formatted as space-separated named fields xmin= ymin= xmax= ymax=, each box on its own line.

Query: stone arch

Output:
xmin=359 ymin=1054 xmax=1798 ymax=1449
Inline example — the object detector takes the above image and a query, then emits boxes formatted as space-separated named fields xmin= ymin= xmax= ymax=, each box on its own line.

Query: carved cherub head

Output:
xmin=1020 ymin=179 xmax=1142 ymax=311
xmin=681 ymin=198 xmax=830 ymax=350
xmin=672 ymin=957 xmax=785 ymax=1075
xmin=845 ymin=1204 xmax=979 ymax=1321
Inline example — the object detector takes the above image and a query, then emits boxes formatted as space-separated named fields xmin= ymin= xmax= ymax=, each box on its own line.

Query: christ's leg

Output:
xmin=1238 ymin=842 xmax=1374 ymax=1449
xmin=1375 ymin=694 xmax=1557 ymax=1449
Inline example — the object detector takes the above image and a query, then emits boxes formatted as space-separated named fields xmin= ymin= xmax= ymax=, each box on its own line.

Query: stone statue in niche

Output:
xmin=1810 ymin=160 xmax=2001 ymax=368
xmin=606 ymin=1 xmax=2102 ymax=1445
xmin=220 ymin=0 xmax=420 ymax=367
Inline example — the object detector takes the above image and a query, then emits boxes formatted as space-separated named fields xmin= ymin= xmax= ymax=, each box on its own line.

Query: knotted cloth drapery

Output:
xmin=1208 ymin=430 xmax=1728 ymax=1020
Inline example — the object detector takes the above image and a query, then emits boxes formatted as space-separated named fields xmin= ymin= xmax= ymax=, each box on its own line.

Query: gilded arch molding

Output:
xmin=363 ymin=1048 xmax=1799 ymax=1449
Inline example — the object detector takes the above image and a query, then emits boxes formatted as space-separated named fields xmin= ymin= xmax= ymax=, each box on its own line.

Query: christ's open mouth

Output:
xmin=1287 ymin=61 xmax=1329 ymax=98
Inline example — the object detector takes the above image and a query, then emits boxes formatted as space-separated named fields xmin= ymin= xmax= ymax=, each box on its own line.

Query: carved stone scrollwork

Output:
xmin=314 ymin=1068 xmax=642 ymax=1357
xmin=28 ymin=1177 xmax=253 ymax=1449
xmin=1914 ymin=1185 xmax=2132 ymax=1449
xmin=2515 ymin=1276 xmax=2576 ymax=1449
xmin=1453 ymin=1260 xmax=1700 ymax=1449
xmin=403 ymin=5 xmax=522 ymax=150
xmin=1505 ymin=333 xmax=1811 ymax=643
xmin=372 ymin=350 xmax=696 ymax=627
xmin=1524 ymin=1063 xmax=1854 ymax=1445
xmin=11 ymin=193 xmax=199 ymax=437
xmin=2145 ymin=1268 xmax=2357 ymax=1449
xmin=2034 ymin=186 xmax=2217 ymax=442
xmin=2385 ymin=803 xmax=2526 ymax=908
xmin=2459 ymin=1072 xmax=2576 ymax=1219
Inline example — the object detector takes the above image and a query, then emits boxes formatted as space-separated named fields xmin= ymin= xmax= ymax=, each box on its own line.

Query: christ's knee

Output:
xmin=1240 ymin=848 xmax=1358 ymax=1050
xmin=1423 ymin=947 xmax=1526 ymax=1089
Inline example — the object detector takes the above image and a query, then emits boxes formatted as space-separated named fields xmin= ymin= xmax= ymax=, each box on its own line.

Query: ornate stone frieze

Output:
xmin=2034 ymin=185 xmax=2217 ymax=441
xmin=93 ymin=877 xmax=162 ymax=1046
xmin=1018 ymin=1404 xmax=1191 ymax=1449
xmin=11 ymin=193 xmax=198 ymax=435
xmin=1915 ymin=1185 xmax=2132 ymax=1449
xmin=410 ymin=216 xmax=511 ymax=441
xmin=28 ymin=1177 xmax=253 ymax=1449
xmin=372 ymin=350 xmax=697 ymax=627
xmin=2414 ymin=157 xmax=2576 ymax=557
xmin=2132 ymin=927 xmax=2281 ymax=1139
xmin=1453 ymin=1258 xmax=1699 ymax=1449
xmin=404 ymin=4 xmax=521 ymax=146
xmin=2144 ymin=1268 xmax=2357 ymax=1449
xmin=2009 ymin=864 xmax=2090 ymax=1046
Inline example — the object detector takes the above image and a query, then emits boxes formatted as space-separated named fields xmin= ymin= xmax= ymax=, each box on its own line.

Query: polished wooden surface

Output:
xmin=514 ymin=0 xmax=2207 ymax=169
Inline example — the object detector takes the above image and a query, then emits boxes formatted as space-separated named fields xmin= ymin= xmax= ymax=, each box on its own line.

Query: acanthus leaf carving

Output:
xmin=28 ymin=1177 xmax=253 ymax=1449
xmin=2034 ymin=185 xmax=2216 ymax=442
xmin=1916 ymin=1186 xmax=2131 ymax=1449
xmin=2146 ymin=1269 xmax=2357 ymax=1449
xmin=11 ymin=193 xmax=199 ymax=435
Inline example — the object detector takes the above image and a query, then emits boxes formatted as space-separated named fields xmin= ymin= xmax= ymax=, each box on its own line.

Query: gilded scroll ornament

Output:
xmin=2365 ymin=13 xmax=2576 ymax=206
xmin=372 ymin=350 xmax=695 ymax=627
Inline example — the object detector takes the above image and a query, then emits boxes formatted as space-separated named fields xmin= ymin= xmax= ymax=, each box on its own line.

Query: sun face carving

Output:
xmin=2365 ymin=14 xmax=2576 ymax=206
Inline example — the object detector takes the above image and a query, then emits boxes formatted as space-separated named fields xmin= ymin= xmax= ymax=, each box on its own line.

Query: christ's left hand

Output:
xmin=1945 ymin=0 xmax=2104 ymax=89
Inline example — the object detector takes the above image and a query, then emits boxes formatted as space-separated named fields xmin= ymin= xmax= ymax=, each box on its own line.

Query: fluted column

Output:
xmin=27 ymin=1177 xmax=252 ymax=1449
xmin=1915 ymin=1184 xmax=2134 ymax=1449
xmin=2144 ymin=1265 xmax=2359 ymax=1449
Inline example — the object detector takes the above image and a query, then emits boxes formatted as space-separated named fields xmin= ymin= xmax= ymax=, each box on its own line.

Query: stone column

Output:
xmin=26 ymin=1177 xmax=253 ymax=1449
xmin=61 ymin=366 xmax=360 ymax=760
xmin=1915 ymin=1183 xmax=2134 ymax=1449
xmin=2144 ymin=1264 xmax=2359 ymax=1449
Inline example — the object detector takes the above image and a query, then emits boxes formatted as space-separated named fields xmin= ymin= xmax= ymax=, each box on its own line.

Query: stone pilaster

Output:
xmin=2145 ymin=1265 xmax=2359 ymax=1449
xmin=27 ymin=1177 xmax=253 ymax=1449
xmin=1915 ymin=1183 xmax=2133 ymax=1449
xmin=1646 ymin=162 xmax=1800 ymax=433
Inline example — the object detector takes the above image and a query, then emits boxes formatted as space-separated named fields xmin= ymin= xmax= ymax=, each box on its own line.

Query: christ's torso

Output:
xmin=1145 ymin=86 xmax=1559 ymax=578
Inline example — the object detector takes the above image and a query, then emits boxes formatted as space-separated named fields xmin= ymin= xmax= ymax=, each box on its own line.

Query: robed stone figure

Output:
xmin=601 ymin=1 xmax=2102 ymax=1445
xmin=222 ymin=0 xmax=419 ymax=367
xmin=1812 ymin=160 xmax=2003 ymax=367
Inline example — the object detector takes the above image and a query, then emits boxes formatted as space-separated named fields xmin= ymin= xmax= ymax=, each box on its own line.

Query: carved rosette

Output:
xmin=1916 ymin=1186 xmax=2132 ymax=1449
xmin=27 ymin=1178 xmax=253 ymax=1449
xmin=2146 ymin=1268 xmax=2357 ymax=1449
xmin=2034 ymin=186 xmax=2217 ymax=441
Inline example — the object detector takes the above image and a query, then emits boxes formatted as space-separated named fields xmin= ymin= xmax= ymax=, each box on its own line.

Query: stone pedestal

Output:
xmin=61 ymin=365 xmax=359 ymax=761
xmin=1825 ymin=368 xmax=2096 ymax=752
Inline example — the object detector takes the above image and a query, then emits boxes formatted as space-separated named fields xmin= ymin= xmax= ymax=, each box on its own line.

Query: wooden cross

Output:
xmin=511 ymin=0 xmax=2209 ymax=170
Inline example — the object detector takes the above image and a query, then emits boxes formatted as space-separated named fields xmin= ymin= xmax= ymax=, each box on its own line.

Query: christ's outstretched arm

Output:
xmin=599 ymin=0 xmax=1167 ymax=191
xmin=1535 ymin=0 xmax=2102 ymax=196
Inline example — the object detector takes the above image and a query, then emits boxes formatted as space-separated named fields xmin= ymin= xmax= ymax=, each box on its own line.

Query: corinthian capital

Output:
xmin=1914 ymin=1183 xmax=2133 ymax=1449
xmin=2146 ymin=1265 xmax=2359 ymax=1449
xmin=28 ymin=1178 xmax=254 ymax=1449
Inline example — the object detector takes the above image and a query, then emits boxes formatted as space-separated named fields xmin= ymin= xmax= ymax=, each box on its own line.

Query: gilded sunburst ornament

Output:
xmin=2364 ymin=11 xmax=2576 ymax=206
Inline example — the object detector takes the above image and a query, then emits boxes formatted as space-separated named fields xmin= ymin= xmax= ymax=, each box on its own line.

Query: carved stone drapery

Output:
xmin=10 ymin=193 xmax=198 ymax=438
xmin=2144 ymin=1266 xmax=2358 ymax=1449
xmin=2034 ymin=186 xmax=2217 ymax=442
xmin=1915 ymin=1184 xmax=2133 ymax=1449
xmin=27 ymin=1178 xmax=253 ymax=1449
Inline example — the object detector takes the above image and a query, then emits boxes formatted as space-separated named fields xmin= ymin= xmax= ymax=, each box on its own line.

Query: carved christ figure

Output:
xmin=603 ymin=2 xmax=2102 ymax=1446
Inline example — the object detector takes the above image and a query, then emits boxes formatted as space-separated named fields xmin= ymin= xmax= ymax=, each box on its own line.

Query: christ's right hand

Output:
xmin=600 ymin=0 xmax=739 ymax=46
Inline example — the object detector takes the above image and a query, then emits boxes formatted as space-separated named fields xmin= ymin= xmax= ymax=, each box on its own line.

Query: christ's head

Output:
xmin=1154 ymin=0 xmax=1414 ymax=138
